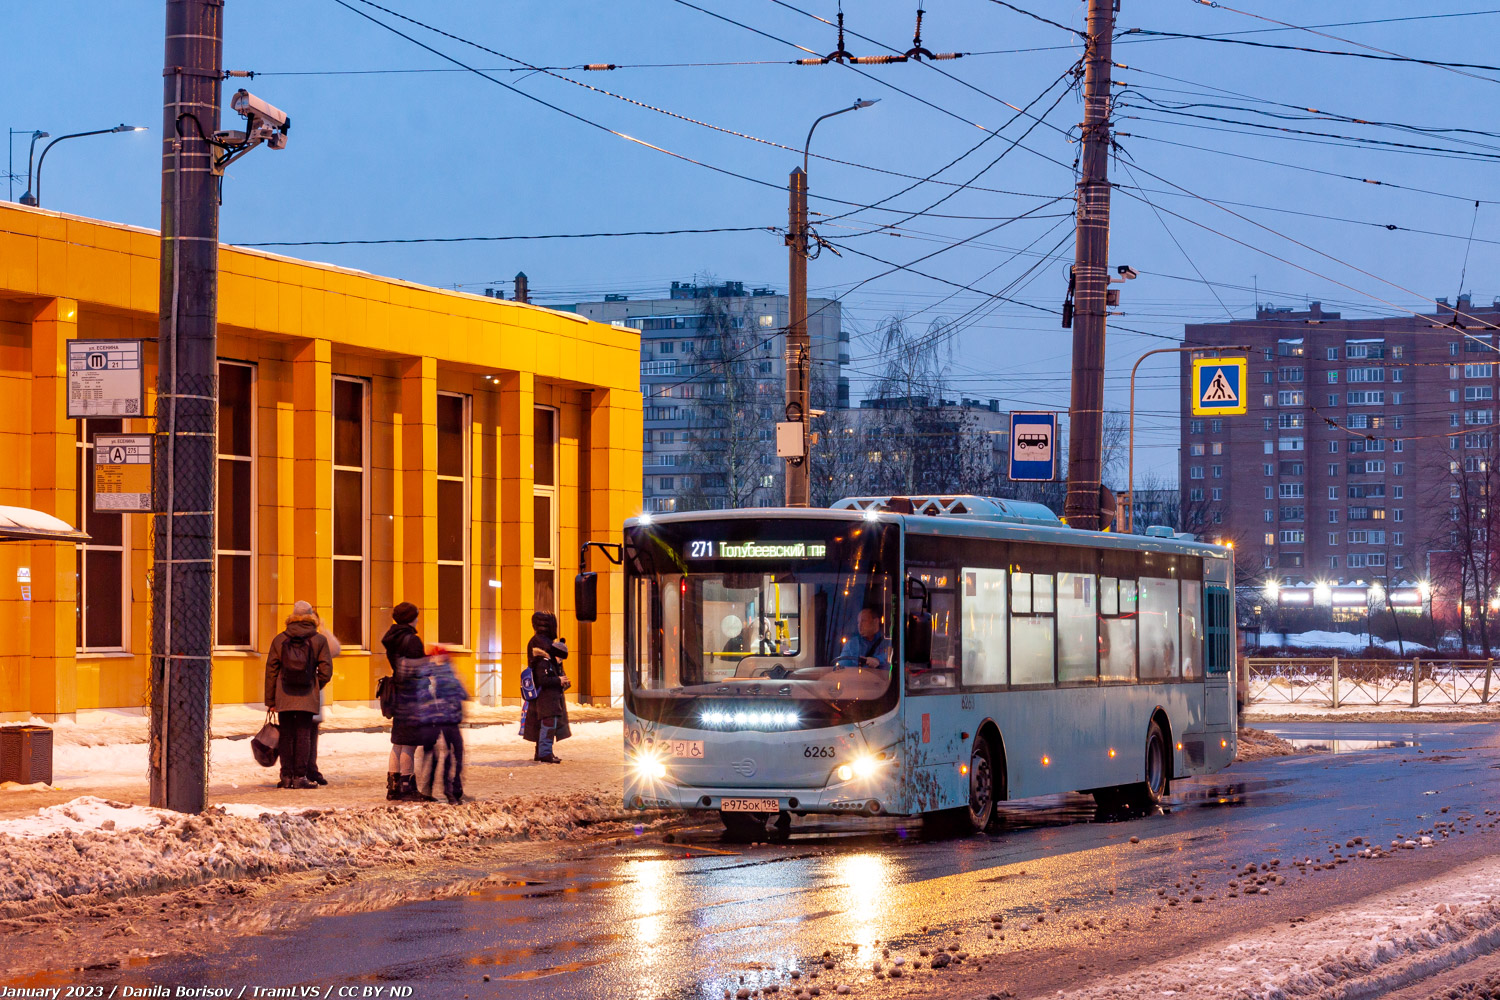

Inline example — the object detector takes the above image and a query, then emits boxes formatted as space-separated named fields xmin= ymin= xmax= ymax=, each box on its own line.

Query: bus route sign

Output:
xmin=1192 ymin=357 xmax=1248 ymax=416
xmin=67 ymin=340 xmax=145 ymax=418
xmin=93 ymin=433 xmax=153 ymax=513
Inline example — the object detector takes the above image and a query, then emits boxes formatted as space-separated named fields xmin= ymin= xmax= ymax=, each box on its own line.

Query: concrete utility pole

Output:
xmin=1063 ymin=0 xmax=1116 ymax=531
xmin=784 ymin=166 xmax=810 ymax=507
xmin=151 ymin=0 xmax=223 ymax=813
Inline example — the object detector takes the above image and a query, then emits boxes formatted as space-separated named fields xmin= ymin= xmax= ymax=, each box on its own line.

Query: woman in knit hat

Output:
xmin=382 ymin=602 xmax=437 ymax=801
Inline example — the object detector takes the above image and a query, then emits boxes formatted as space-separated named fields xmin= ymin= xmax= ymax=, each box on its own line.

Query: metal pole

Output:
xmin=785 ymin=166 xmax=810 ymax=507
xmin=151 ymin=0 xmax=222 ymax=814
xmin=1127 ymin=344 xmax=1251 ymax=533
xmin=1063 ymin=0 xmax=1116 ymax=531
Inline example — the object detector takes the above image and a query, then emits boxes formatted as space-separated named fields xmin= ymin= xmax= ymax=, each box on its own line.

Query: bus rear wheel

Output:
xmin=1128 ymin=721 xmax=1170 ymax=811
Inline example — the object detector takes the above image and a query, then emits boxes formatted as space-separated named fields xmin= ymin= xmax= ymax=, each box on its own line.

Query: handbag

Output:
xmin=251 ymin=711 xmax=280 ymax=767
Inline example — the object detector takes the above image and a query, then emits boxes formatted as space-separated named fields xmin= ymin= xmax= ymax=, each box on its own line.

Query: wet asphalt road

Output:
xmin=69 ymin=722 xmax=1500 ymax=999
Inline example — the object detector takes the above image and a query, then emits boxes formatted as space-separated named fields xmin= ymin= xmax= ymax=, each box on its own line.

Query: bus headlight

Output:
xmin=835 ymin=754 xmax=882 ymax=783
xmin=631 ymin=749 xmax=668 ymax=780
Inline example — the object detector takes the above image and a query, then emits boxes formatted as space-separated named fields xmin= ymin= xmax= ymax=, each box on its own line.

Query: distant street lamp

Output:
xmin=19 ymin=124 xmax=147 ymax=208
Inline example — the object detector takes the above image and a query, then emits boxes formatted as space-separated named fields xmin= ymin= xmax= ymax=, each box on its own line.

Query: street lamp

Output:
xmin=803 ymin=98 xmax=879 ymax=174
xmin=784 ymin=98 xmax=878 ymax=508
xmin=19 ymin=124 xmax=147 ymax=208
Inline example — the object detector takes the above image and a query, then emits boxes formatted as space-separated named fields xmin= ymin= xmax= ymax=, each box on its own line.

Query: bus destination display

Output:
xmin=687 ymin=540 xmax=829 ymax=559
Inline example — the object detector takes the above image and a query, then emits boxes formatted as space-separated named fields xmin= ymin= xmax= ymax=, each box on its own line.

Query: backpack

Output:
xmin=520 ymin=664 xmax=539 ymax=703
xmin=280 ymin=634 xmax=317 ymax=693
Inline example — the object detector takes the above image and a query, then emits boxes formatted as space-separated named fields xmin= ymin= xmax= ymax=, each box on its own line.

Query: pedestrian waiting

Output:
xmin=264 ymin=604 xmax=334 ymax=788
xmin=382 ymin=601 xmax=437 ymax=801
xmin=291 ymin=600 xmax=339 ymax=786
xmin=423 ymin=645 xmax=471 ymax=804
xmin=522 ymin=611 xmax=572 ymax=763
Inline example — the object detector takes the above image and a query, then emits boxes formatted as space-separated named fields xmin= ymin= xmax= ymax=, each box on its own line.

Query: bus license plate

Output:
xmin=667 ymin=740 xmax=704 ymax=758
xmin=721 ymin=797 xmax=779 ymax=812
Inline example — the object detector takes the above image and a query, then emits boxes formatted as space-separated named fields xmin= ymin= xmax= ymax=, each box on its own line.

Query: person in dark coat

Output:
xmin=292 ymin=600 xmax=340 ymax=786
xmin=522 ymin=611 xmax=572 ymax=763
xmin=264 ymin=608 xmax=334 ymax=788
xmin=382 ymin=602 xmax=436 ymax=801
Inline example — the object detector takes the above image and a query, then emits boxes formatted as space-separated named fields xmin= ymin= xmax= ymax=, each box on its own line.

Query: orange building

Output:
xmin=0 ymin=202 xmax=641 ymax=720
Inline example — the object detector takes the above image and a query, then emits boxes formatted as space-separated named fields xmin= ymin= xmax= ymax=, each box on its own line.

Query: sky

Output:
xmin=5 ymin=1 xmax=1499 ymax=485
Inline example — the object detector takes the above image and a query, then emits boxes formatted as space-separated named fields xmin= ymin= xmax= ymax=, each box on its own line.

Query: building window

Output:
xmin=216 ymin=361 xmax=255 ymax=648
xmin=1190 ymin=443 xmax=1205 ymax=456
xmin=1278 ymin=483 xmax=1304 ymax=499
xmin=1211 ymin=488 xmax=1223 ymax=501
xmin=1211 ymin=419 xmax=1224 ymax=432
xmin=1263 ymin=509 xmax=1274 ymax=522
xmin=1329 ymin=532 xmax=1339 ymax=545
xmin=1328 ymin=486 xmax=1338 ymax=499
xmin=1264 ymin=486 xmax=1273 ymax=499
xmin=1263 ymin=463 xmax=1273 ymax=476
xmin=1327 ymin=347 xmax=1339 ymax=360
xmin=1278 ymin=438 xmax=1304 ymax=452
xmin=660 ymin=476 xmax=675 ymax=490
xmin=436 ymin=392 xmax=470 ymax=646
xmin=1467 ymin=364 xmax=1493 ymax=378
xmin=1212 ymin=465 xmax=1223 ymax=478
xmin=1468 ymin=386 xmax=1494 ymax=402
xmin=1277 ymin=390 xmax=1304 ymax=406
xmin=1189 ymin=466 xmax=1204 ymax=479
xmin=332 ymin=376 xmax=369 ymax=647
xmin=1189 ymin=419 xmax=1204 ymax=434
xmin=1264 ymin=533 xmax=1275 ymax=546
xmin=1329 ymin=556 xmax=1340 ymax=569
xmin=1279 ymin=530 xmax=1305 ymax=544
xmin=75 ymin=419 xmax=128 ymax=651
xmin=1263 ymin=441 xmax=1273 ymax=455
xmin=534 ymin=405 xmax=560 ymax=613
xmin=1329 ymin=510 xmax=1339 ymax=523
xmin=1262 ymin=417 xmax=1273 ymax=431
xmin=1189 ymin=488 xmax=1205 ymax=502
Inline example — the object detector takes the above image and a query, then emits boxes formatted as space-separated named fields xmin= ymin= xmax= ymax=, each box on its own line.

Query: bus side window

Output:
xmin=1181 ymin=582 xmax=1204 ymax=679
xmin=1139 ymin=577 xmax=1180 ymax=679
xmin=1099 ymin=576 xmax=1137 ymax=682
xmin=905 ymin=566 xmax=958 ymax=693
xmin=961 ymin=568 xmax=1007 ymax=686
xmin=1011 ymin=571 xmax=1056 ymax=685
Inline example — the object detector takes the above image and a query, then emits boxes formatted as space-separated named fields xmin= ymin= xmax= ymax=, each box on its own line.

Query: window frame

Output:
xmin=533 ymin=404 xmax=561 ymax=613
xmin=332 ymin=375 xmax=371 ymax=649
xmin=214 ymin=360 xmax=257 ymax=650
xmin=436 ymin=390 xmax=471 ymax=647
xmin=75 ymin=418 xmax=131 ymax=653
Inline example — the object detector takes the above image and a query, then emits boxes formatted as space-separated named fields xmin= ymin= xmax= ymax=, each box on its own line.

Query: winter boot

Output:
xmin=386 ymin=773 xmax=401 ymax=801
xmin=398 ymin=775 xmax=429 ymax=802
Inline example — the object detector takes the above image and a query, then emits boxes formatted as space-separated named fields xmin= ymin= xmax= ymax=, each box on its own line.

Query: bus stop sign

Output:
xmin=1009 ymin=411 xmax=1057 ymax=482
xmin=1192 ymin=357 xmax=1247 ymax=416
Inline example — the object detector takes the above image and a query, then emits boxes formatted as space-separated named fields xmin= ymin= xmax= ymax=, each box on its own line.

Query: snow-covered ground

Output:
xmin=1251 ymin=630 xmax=1434 ymax=654
xmin=1063 ymin=855 xmax=1500 ymax=1000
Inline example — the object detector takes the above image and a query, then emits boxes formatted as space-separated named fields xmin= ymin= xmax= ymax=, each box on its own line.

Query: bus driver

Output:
xmin=853 ymin=607 xmax=892 ymax=670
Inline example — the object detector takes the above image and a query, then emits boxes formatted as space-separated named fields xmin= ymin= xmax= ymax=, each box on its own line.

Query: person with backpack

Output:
xmin=522 ymin=611 xmax=571 ymax=764
xmin=382 ymin=602 xmax=437 ymax=801
xmin=292 ymin=600 xmax=340 ymax=786
xmin=264 ymin=605 xmax=335 ymax=789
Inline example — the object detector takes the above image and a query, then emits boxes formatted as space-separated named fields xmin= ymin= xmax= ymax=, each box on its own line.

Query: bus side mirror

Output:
xmin=575 ymin=572 xmax=598 ymax=623
xmin=905 ymin=612 xmax=932 ymax=664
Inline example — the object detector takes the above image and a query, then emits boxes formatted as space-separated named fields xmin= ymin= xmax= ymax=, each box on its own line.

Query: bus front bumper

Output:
xmin=624 ymin=772 xmax=903 ymax=816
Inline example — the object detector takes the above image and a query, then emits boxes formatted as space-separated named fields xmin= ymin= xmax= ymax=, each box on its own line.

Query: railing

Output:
xmin=1244 ymin=657 xmax=1497 ymax=707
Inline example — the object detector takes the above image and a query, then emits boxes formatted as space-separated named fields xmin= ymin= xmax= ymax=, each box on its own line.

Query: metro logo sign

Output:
xmin=1191 ymin=357 xmax=1248 ymax=416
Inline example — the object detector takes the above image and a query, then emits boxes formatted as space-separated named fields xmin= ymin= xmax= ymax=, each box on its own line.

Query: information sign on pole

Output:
xmin=93 ymin=433 xmax=154 ymax=513
xmin=1191 ymin=357 xmax=1248 ymax=416
xmin=1009 ymin=411 xmax=1058 ymax=482
xmin=67 ymin=339 xmax=145 ymax=418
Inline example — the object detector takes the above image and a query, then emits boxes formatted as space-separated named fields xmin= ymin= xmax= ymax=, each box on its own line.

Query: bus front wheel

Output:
xmin=720 ymin=810 xmax=768 ymax=841
xmin=931 ymin=739 xmax=996 ymax=834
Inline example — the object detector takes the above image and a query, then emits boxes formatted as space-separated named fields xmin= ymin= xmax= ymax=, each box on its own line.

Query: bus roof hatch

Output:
xmin=831 ymin=495 xmax=1062 ymax=526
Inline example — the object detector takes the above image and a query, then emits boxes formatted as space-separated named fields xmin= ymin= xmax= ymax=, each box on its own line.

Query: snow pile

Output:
xmin=0 ymin=790 xmax=635 ymax=916
xmin=1233 ymin=727 xmax=1302 ymax=762
xmin=1061 ymin=857 xmax=1500 ymax=1000
xmin=1257 ymin=630 xmax=1433 ymax=654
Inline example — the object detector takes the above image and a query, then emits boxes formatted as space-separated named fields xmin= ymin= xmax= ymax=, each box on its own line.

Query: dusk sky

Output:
xmin=7 ymin=1 xmax=1498 ymax=482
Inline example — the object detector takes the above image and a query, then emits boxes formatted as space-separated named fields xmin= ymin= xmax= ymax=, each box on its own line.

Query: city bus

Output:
xmin=577 ymin=494 xmax=1237 ymax=838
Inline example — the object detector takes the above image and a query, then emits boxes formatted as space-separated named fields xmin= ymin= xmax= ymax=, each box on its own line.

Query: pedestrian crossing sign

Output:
xmin=1192 ymin=357 xmax=1247 ymax=415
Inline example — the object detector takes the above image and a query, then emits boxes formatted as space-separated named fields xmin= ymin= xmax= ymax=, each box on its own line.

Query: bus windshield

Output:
xmin=625 ymin=517 xmax=900 ymax=728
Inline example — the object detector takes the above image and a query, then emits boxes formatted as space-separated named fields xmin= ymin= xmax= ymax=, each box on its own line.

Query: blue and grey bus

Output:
xmin=579 ymin=495 xmax=1237 ymax=838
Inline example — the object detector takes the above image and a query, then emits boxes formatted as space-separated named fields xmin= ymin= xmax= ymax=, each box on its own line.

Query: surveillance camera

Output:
xmin=1116 ymin=265 xmax=1139 ymax=280
xmin=230 ymin=89 xmax=290 ymax=132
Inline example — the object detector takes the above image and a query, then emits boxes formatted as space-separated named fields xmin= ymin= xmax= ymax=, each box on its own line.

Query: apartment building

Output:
xmin=569 ymin=280 xmax=845 ymax=511
xmin=1181 ymin=297 xmax=1500 ymax=589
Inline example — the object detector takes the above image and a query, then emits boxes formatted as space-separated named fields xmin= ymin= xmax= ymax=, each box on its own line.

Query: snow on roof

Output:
xmin=0 ymin=506 xmax=89 ymax=543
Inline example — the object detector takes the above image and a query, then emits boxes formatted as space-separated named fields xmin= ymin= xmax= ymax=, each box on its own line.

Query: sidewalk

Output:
xmin=1242 ymin=702 xmax=1500 ymax=724
xmin=1 ymin=711 xmax=625 ymax=819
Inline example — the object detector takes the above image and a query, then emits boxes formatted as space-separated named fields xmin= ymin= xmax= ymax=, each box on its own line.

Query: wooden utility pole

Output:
xmin=1063 ymin=0 xmax=1116 ymax=531
xmin=152 ymin=0 xmax=223 ymax=812
xmin=784 ymin=166 xmax=810 ymax=507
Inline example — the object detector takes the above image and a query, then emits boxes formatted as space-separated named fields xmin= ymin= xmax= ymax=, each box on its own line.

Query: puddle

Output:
xmin=1286 ymin=739 xmax=1417 ymax=754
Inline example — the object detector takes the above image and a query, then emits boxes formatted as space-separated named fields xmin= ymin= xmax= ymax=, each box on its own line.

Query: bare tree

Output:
xmin=1425 ymin=436 xmax=1500 ymax=655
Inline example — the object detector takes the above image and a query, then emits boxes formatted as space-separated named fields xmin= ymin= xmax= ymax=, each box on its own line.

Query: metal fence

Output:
xmin=1244 ymin=657 xmax=1498 ymax=707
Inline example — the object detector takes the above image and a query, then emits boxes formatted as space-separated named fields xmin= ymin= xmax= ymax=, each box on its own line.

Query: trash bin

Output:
xmin=0 ymin=725 xmax=53 ymax=785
